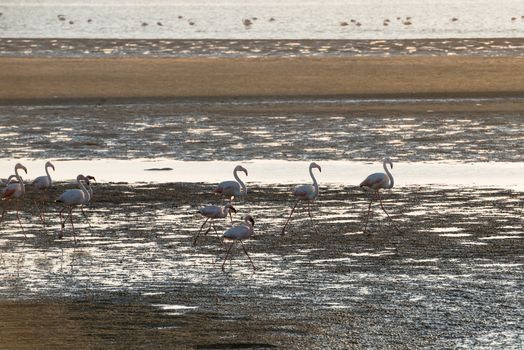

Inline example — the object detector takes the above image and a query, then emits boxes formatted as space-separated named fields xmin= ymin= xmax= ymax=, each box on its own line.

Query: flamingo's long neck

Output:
xmin=15 ymin=168 xmax=25 ymax=194
xmin=310 ymin=166 xmax=319 ymax=197
xmin=77 ymin=177 xmax=89 ymax=201
xmin=45 ymin=165 xmax=52 ymax=186
xmin=383 ymin=160 xmax=394 ymax=189
xmin=234 ymin=169 xmax=247 ymax=195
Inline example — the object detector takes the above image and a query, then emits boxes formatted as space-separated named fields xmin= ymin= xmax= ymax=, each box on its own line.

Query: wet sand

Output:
xmin=0 ymin=183 xmax=522 ymax=348
xmin=2 ymin=56 xmax=524 ymax=105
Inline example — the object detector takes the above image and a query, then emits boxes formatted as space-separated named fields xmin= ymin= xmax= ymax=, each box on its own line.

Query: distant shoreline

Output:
xmin=2 ymin=56 xmax=524 ymax=110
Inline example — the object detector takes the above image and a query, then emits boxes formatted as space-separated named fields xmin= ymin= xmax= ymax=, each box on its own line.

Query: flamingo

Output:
xmin=359 ymin=157 xmax=402 ymax=233
xmin=193 ymin=203 xmax=237 ymax=246
xmin=32 ymin=161 xmax=55 ymax=225
xmin=281 ymin=162 xmax=321 ymax=235
xmin=0 ymin=163 xmax=28 ymax=232
xmin=56 ymin=175 xmax=90 ymax=243
xmin=221 ymin=215 xmax=256 ymax=271
xmin=215 ymin=165 xmax=248 ymax=202
xmin=79 ymin=175 xmax=96 ymax=226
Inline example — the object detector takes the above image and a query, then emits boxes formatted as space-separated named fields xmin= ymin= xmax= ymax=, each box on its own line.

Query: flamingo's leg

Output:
xmin=193 ymin=218 xmax=209 ymax=246
xmin=281 ymin=200 xmax=300 ymax=235
xmin=80 ymin=206 xmax=92 ymax=228
xmin=240 ymin=240 xmax=256 ymax=270
xmin=363 ymin=196 xmax=374 ymax=234
xmin=15 ymin=199 xmax=25 ymax=234
xmin=69 ymin=208 xmax=77 ymax=244
xmin=0 ymin=201 xmax=9 ymax=225
xmin=221 ymin=242 xmax=235 ymax=271
xmin=58 ymin=207 xmax=66 ymax=238
xmin=377 ymin=192 xmax=402 ymax=233
xmin=307 ymin=201 xmax=319 ymax=234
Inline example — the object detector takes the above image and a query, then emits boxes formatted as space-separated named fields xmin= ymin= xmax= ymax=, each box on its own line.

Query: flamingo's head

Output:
xmin=384 ymin=157 xmax=393 ymax=169
xmin=225 ymin=203 xmax=237 ymax=214
xmin=76 ymin=174 xmax=87 ymax=182
xmin=15 ymin=163 xmax=27 ymax=174
xmin=244 ymin=215 xmax=255 ymax=226
xmin=85 ymin=175 xmax=96 ymax=185
xmin=234 ymin=165 xmax=248 ymax=176
xmin=310 ymin=162 xmax=321 ymax=172
xmin=45 ymin=161 xmax=55 ymax=171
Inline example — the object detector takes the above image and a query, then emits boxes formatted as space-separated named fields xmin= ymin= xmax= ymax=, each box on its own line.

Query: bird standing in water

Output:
xmin=194 ymin=203 xmax=237 ymax=246
xmin=215 ymin=165 xmax=248 ymax=202
xmin=222 ymin=215 xmax=256 ymax=271
xmin=281 ymin=162 xmax=321 ymax=235
xmin=1 ymin=163 xmax=28 ymax=232
xmin=32 ymin=161 xmax=55 ymax=225
xmin=360 ymin=157 xmax=402 ymax=233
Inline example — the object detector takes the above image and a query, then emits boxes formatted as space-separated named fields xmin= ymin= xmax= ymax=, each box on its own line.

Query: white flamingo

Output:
xmin=56 ymin=175 xmax=90 ymax=243
xmin=0 ymin=163 xmax=28 ymax=232
xmin=221 ymin=215 xmax=256 ymax=271
xmin=359 ymin=157 xmax=401 ymax=233
xmin=194 ymin=203 xmax=237 ymax=246
xmin=32 ymin=161 xmax=55 ymax=225
xmin=281 ymin=162 xmax=321 ymax=235
xmin=215 ymin=165 xmax=248 ymax=202
xmin=79 ymin=175 xmax=96 ymax=226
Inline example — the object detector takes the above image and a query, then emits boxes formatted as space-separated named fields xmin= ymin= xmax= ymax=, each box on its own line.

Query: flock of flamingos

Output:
xmin=1 ymin=157 xmax=399 ymax=271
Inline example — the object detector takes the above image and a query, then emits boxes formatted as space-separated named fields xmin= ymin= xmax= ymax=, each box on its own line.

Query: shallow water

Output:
xmin=1 ymin=159 xmax=524 ymax=190
xmin=0 ymin=102 xmax=522 ymax=162
xmin=3 ymin=38 xmax=524 ymax=57
xmin=0 ymin=183 xmax=522 ymax=348
xmin=1 ymin=0 xmax=524 ymax=39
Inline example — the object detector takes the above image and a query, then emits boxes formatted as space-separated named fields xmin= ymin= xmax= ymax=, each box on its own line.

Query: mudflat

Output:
xmin=2 ymin=56 xmax=524 ymax=106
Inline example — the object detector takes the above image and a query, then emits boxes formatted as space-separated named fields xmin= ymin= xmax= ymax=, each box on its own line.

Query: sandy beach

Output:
xmin=2 ymin=56 xmax=524 ymax=107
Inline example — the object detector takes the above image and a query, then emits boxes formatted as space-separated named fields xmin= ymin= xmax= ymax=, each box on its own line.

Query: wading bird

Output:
xmin=194 ymin=203 xmax=237 ymax=246
xmin=32 ymin=161 xmax=55 ymax=225
xmin=360 ymin=157 xmax=402 ymax=233
xmin=79 ymin=175 xmax=96 ymax=227
xmin=221 ymin=215 xmax=256 ymax=271
xmin=0 ymin=163 xmax=28 ymax=232
xmin=56 ymin=175 xmax=90 ymax=243
xmin=215 ymin=165 xmax=248 ymax=202
xmin=281 ymin=162 xmax=321 ymax=235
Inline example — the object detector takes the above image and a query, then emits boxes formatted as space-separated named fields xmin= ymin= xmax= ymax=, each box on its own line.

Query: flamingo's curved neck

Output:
xmin=77 ymin=177 xmax=89 ymax=200
xmin=309 ymin=166 xmax=319 ymax=196
xmin=45 ymin=164 xmax=52 ymax=186
xmin=234 ymin=169 xmax=247 ymax=195
xmin=15 ymin=168 xmax=25 ymax=194
xmin=383 ymin=160 xmax=394 ymax=189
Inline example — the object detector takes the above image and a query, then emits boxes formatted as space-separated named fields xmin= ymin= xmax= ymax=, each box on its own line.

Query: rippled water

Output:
xmin=2 ymin=38 xmax=524 ymax=57
xmin=1 ymin=0 xmax=524 ymax=39
xmin=0 ymin=102 xmax=522 ymax=162
xmin=0 ymin=183 xmax=522 ymax=348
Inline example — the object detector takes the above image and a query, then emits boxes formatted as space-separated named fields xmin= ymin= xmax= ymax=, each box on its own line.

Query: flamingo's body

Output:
xmin=281 ymin=162 xmax=321 ymax=235
xmin=193 ymin=204 xmax=237 ymax=246
xmin=32 ymin=161 xmax=55 ymax=225
xmin=222 ymin=215 xmax=256 ymax=271
xmin=56 ymin=175 xmax=90 ymax=242
xmin=215 ymin=165 xmax=248 ymax=201
xmin=0 ymin=163 xmax=28 ymax=232
xmin=360 ymin=157 xmax=401 ymax=233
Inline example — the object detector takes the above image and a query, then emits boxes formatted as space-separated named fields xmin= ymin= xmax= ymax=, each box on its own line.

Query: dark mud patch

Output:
xmin=0 ymin=183 xmax=522 ymax=349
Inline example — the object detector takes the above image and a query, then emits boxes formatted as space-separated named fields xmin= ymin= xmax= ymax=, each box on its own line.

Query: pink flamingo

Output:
xmin=221 ymin=215 xmax=256 ymax=271
xmin=215 ymin=165 xmax=248 ymax=202
xmin=0 ymin=163 xmax=28 ymax=232
xmin=56 ymin=175 xmax=90 ymax=243
xmin=194 ymin=203 xmax=237 ymax=246
xmin=359 ymin=157 xmax=402 ymax=233
xmin=32 ymin=161 xmax=55 ymax=225
xmin=281 ymin=162 xmax=321 ymax=235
